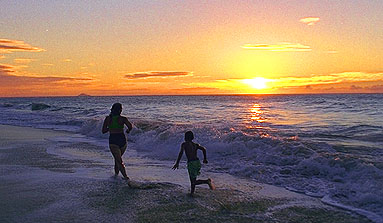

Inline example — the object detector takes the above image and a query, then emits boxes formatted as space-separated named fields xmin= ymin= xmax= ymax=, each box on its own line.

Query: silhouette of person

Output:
xmin=173 ymin=131 xmax=215 ymax=195
xmin=102 ymin=103 xmax=132 ymax=179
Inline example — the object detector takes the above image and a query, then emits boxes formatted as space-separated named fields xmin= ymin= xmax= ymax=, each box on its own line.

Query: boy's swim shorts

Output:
xmin=187 ymin=160 xmax=201 ymax=179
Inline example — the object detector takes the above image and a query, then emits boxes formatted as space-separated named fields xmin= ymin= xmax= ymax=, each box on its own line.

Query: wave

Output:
xmin=77 ymin=118 xmax=383 ymax=220
xmin=322 ymin=195 xmax=382 ymax=223
xmin=1 ymin=94 xmax=382 ymax=220
xmin=31 ymin=103 xmax=51 ymax=111
xmin=2 ymin=108 xmax=381 ymax=220
xmin=0 ymin=103 xmax=14 ymax=108
xmin=79 ymin=118 xmax=109 ymax=140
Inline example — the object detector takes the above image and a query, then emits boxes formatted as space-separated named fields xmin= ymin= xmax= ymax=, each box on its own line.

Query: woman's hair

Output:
xmin=184 ymin=131 xmax=194 ymax=141
xmin=110 ymin=103 xmax=122 ymax=116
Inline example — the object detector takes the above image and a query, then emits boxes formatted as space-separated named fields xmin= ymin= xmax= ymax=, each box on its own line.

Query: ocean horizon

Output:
xmin=1 ymin=92 xmax=382 ymax=98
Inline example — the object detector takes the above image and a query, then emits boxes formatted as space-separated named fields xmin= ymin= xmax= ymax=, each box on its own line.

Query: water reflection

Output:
xmin=246 ymin=103 xmax=267 ymax=129
xmin=250 ymin=104 xmax=265 ymax=122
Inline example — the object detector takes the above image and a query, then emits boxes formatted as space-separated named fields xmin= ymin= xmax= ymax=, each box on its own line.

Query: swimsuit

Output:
xmin=187 ymin=159 xmax=201 ymax=179
xmin=109 ymin=133 xmax=126 ymax=148
xmin=109 ymin=115 xmax=124 ymax=129
xmin=109 ymin=115 xmax=126 ymax=148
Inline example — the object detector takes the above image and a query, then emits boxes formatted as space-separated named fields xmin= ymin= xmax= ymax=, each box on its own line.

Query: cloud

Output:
xmin=0 ymin=64 xmax=16 ymax=73
xmin=202 ymin=71 xmax=383 ymax=94
xmin=274 ymin=72 xmax=383 ymax=87
xmin=350 ymin=85 xmax=362 ymax=90
xmin=63 ymin=59 xmax=72 ymax=62
xmin=171 ymin=87 xmax=218 ymax=92
xmin=299 ymin=17 xmax=320 ymax=26
xmin=0 ymin=55 xmax=4 ymax=59
xmin=14 ymin=58 xmax=35 ymax=64
xmin=369 ymin=85 xmax=383 ymax=91
xmin=247 ymin=71 xmax=383 ymax=93
xmin=125 ymin=71 xmax=192 ymax=79
xmin=0 ymin=39 xmax=45 ymax=53
xmin=241 ymin=43 xmax=311 ymax=52
xmin=0 ymin=63 xmax=92 ymax=87
xmin=41 ymin=63 xmax=54 ymax=66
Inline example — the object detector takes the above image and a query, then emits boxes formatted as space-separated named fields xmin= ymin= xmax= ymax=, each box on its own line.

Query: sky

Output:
xmin=1 ymin=0 xmax=382 ymax=96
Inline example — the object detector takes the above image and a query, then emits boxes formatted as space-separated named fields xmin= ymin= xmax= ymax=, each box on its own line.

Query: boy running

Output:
xmin=172 ymin=131 xmax=215 ymax=195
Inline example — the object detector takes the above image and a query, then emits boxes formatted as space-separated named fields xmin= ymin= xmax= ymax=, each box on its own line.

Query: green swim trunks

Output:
xmin=187 ymin=160 xmax=201 ymax=179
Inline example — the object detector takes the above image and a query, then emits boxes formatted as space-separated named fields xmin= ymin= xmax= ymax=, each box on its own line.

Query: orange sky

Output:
xmin=1 ymin=1 xmax=382 ymax=96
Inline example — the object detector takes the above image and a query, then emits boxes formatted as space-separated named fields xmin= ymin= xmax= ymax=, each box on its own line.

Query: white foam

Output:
xmin=322 ymin=195 xmax=382 ymax=223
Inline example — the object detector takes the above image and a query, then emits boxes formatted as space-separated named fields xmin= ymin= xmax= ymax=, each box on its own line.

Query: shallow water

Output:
xmin=0 ymin=94 xmax=382 ymax=219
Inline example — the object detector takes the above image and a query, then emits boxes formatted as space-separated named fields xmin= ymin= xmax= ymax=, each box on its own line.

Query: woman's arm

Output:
xmin=124 ymin=117 xmax=133 ymax=133
xmin=102 ymin=116 xmax=110 ymax=134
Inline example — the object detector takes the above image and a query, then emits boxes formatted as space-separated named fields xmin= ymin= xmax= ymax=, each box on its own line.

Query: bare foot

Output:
xmin=207 ymin=178 xmax=216 ymax=190
xmin=127 ymin=180 xmax=133 ymax=188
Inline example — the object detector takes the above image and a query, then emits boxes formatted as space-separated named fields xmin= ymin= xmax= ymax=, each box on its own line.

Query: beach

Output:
xmin=0 ymin=124 xmax=371 ymax=222
xmin=2 ymin=0 xmax=383 ymax=221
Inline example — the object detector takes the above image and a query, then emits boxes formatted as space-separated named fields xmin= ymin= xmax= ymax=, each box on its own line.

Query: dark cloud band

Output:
xmin=125 ymin=71 xmax=192 ymax=79
xmin=0 ymin=39 xmax=45 ymax=53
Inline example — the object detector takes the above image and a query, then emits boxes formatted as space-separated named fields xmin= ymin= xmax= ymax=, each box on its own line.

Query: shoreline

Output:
xmin=0 ymin=124 xmax=374 ymax=222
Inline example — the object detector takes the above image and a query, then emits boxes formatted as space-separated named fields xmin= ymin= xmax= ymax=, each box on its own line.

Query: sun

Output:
xmin=242 ymin=77 xmax=271 ymax=89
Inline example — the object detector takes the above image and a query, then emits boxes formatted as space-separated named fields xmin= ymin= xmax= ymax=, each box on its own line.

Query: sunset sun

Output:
xmin=242 ymin=77 xmax=271 ymax=90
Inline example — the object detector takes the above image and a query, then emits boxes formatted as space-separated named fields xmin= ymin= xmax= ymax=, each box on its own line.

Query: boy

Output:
xmin=172 ymin=131 xmax=215 ymax=195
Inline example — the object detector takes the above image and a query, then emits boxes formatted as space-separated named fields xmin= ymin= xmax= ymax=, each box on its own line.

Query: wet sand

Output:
xmin=0 ymin=125 xmax=371 ymax=222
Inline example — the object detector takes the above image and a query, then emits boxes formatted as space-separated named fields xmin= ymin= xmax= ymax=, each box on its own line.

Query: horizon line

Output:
xmin=1 ymin=92 xmax=382 ymax=99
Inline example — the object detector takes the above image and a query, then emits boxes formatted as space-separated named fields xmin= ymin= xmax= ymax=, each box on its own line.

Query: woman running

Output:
xmin=102 ymin=103 xmax=133 ymax=179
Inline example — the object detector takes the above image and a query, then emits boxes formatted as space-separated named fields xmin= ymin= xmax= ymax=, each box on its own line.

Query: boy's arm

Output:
xmin=172 ymin=145 xmax=184 ymax=169
xmin=198 ymin=144 xmax=208 ymax=164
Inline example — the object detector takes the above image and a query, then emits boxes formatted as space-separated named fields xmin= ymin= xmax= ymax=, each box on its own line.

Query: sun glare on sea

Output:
xmin=242 ymin=77 xmax=271 ymax=89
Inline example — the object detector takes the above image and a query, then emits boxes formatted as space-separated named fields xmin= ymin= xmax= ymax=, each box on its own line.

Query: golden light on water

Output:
xmin=245 ymin=103 xmax=267 ymax=130
xmin=250 ymin=104 xmax=266 ymax=123
xmin=242 ymin=77 xmax=272 ymax=90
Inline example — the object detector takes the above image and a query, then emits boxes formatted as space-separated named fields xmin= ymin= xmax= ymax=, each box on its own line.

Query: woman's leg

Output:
xmin=110 ymin=144 xmax=129 ymax=179
xmin=114 ymin=160 xmax=119 ymax=175
xmin=114 ymin=144 xmax=127 ymax=175
xmin=120 ymin=143 xmax=127 ymax=156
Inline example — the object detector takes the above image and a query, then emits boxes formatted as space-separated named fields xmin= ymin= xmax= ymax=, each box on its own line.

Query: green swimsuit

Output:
xmin=109 ymin=115 xmax=126 ymax=148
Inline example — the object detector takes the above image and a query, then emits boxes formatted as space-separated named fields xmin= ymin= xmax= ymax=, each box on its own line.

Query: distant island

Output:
xmin=77 ymin=93 xmax=91 ymax=97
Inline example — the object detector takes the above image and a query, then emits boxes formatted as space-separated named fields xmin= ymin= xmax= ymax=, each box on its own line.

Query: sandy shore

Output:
xmin=0 ymin=125 xmax=372 ymax=222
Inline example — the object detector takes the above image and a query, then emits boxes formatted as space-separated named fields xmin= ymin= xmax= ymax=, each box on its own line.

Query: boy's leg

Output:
xmin=207 ymin=178 xmax=216 ymax=190
xmin=190 ymin=178 xmax=215 ymax=194
xmin=195 ymin=179 xmax=215 ymax=189
xmin=190 ymin=177 xmax=197 ymax=195
xmin=195 ymin=179 xmax=209 ymax=185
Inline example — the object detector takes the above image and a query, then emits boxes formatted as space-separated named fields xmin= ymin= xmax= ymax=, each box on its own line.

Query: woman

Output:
xmin=102 ymin=103 xmax=133 ymax=180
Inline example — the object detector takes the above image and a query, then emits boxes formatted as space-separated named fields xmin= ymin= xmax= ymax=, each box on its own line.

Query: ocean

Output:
xmin=0 ymin=94 xmax=382 ymax=219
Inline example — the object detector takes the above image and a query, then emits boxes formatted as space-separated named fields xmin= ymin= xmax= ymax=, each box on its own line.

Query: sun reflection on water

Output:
xmin=250 ymin=104 xmax=265 ymax=122
xmin=246 ymin=103 xmax=267 ymax=129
